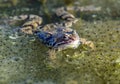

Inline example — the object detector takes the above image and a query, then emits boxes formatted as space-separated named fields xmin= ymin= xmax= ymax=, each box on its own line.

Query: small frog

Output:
xmin=8 ymin=5 xmax=100 ymax=51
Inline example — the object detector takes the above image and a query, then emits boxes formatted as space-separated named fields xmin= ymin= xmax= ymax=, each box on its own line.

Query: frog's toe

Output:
xmin=80 ymin=38 xmax=95 ymax=50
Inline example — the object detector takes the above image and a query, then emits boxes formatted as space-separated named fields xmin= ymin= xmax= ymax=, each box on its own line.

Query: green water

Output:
xmin=0 ymin=0 xmax=120 ymax=84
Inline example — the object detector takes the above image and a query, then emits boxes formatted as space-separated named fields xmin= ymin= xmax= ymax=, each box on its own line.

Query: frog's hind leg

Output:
xmin=20 ymin=15 xmax=42 ymax=34
xmin=6 ymin=14 xmax=42 ymax=34
xmin=55 ymin=7 xmax=78 ymax=27
xmin=55 ymin=5 xmax=101 ymax=28
xmin=80 ymin=38 xmax=95 ymax=50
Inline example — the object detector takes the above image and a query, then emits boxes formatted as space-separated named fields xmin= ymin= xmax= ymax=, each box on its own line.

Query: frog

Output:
xmin=8 ymin=5 xmax=101 ymax=51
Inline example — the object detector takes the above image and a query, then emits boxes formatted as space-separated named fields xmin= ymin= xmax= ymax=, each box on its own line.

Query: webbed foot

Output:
xmin=80 ymin=38 xmax=95 ymax=50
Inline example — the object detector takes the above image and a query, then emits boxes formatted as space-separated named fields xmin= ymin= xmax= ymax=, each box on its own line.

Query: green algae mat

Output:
xmin=0 ymin=0 xmax=120 ymax=84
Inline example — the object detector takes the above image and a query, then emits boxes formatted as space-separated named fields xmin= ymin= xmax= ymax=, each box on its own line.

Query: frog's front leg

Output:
xmin=80 ymin=38 xmax=95 ymax=50
xmin=20 ymin=15 xmax=42 ymax=34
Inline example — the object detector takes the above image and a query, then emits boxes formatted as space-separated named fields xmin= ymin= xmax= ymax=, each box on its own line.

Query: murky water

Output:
xmin=0 ymin=0 xmax=120 ymax=84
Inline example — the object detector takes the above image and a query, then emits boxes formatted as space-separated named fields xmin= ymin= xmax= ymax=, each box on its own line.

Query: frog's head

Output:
xmin=36 ymin=27 xmax=80 ymax=50
xmin=54 ymin=28 xmax=80 ymax=50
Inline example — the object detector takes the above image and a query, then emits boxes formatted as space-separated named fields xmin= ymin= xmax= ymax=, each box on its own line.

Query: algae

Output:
xmin=0 ymin=0 xmax=120 ymax=84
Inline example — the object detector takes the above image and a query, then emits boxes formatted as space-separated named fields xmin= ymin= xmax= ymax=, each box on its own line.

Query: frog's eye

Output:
xmin=64 ymin=33 xmax=71 ymax=39
xmin=64 ymin=36 xmax=69 ymax=40
xmin=63 ymin=36 xmax=66 ymax=38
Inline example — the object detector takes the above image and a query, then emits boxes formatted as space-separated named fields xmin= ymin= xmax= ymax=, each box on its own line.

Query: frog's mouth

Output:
xmin=54 ymin=31 xmax=80 ymax=49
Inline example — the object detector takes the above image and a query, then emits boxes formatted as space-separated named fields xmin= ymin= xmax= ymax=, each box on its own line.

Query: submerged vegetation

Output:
xmin=0 ymin=0 xmax=120 ymax=84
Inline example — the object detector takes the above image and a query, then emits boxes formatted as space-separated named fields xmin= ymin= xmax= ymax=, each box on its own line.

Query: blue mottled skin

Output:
xmin=37 ymin=31 xmax=56 ymax=47
xmin=35 ymin=26 xmax=80 ymax=49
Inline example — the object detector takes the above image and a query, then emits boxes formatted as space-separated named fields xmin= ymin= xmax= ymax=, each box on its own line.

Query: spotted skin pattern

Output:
xmin=9 ymin=6 xmax=99 ymax=50
xmin=36 ymin=26 xmax=80 ymax=49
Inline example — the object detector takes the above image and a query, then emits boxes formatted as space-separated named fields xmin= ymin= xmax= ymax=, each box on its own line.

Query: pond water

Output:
xmin=0 ymin=0 xmax=120 ymax=84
